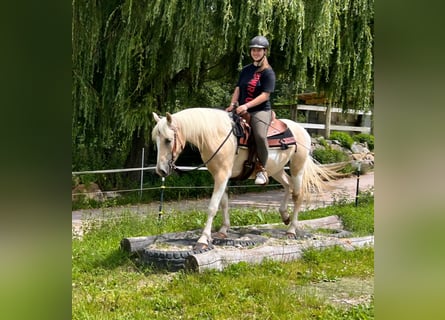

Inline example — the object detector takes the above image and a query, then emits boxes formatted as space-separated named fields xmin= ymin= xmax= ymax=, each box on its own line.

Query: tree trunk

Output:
xmin=124 ymin=129 xmax=146 ymax=181
xmin=325 ymin=104 xmax=331 ymax=138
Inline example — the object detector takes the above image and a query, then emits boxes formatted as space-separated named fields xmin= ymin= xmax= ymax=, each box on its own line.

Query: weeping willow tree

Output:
xmin=72 ymin=0 xmax=373 ymax=183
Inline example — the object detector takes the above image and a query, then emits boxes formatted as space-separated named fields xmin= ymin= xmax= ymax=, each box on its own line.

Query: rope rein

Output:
xmin=171 ymin=127 xmax=234 ymax=174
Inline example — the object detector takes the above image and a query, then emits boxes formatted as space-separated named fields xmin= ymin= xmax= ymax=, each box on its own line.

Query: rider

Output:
xmin=226 ymin=35 xmax=276 ymax=185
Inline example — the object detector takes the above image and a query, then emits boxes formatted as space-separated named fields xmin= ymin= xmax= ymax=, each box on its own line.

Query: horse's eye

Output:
xmin=165 ymin=138 xmax=172 ymax=145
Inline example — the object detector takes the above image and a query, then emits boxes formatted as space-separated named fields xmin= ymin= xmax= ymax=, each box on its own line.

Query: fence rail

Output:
xmin=275 ymin=104 xmax=372 ymax=134
xmin=72 ymin=165 xmax=208 ymax=176
xmin=72 ymin=165 xmax=288 ymax=199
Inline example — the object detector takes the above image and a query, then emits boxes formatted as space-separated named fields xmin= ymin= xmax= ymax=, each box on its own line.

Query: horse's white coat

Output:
xmin=153 ymin=108 xmax=337 ymax=248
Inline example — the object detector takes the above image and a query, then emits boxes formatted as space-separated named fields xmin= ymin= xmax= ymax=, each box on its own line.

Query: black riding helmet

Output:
xmin=249 ymin=35 xmax=269 ymax=49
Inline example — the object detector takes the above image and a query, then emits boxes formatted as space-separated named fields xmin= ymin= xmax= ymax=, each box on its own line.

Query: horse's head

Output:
xmin=152 ymin=112 xmax=184 ymax=177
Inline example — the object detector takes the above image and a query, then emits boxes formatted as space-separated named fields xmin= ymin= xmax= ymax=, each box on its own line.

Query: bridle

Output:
xmin=167 ymin=124 xmax=184 ymax=172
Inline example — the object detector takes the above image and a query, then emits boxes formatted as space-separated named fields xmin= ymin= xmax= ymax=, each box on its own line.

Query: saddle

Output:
xmin=233 ymin=111 xmax=297 ymax=149
xmin=231 ymin=111 xmax=297 ymax=181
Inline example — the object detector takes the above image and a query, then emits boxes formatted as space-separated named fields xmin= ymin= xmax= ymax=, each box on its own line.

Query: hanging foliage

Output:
xmin=72 ymin=0 xmax=373 ymax=175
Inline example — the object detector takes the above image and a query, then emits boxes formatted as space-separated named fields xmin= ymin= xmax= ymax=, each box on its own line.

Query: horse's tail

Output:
xmin=301 ymin=157 xmax=347 ymax=199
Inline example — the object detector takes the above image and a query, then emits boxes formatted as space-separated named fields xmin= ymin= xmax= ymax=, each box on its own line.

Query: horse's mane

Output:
xmin=153 ymin=108 xmax=233 ymax=151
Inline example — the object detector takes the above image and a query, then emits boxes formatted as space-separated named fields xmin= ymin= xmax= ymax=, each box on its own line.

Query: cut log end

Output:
xmin=120 ymin=238 xmax=131 ymax=252
xmin=184 ymin=255 xmax=199 ymax=272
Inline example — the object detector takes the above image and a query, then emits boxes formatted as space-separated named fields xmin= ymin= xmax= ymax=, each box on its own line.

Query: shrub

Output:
xmin=316 ymin=136 xmax=329 ymax=148
xmin=353 ymin=133 xmax=374 ymax=151
xmin=329 ymin=131 xmax=354 ymax=149
xmin=312 ymin=147 xmax=349 ymax=164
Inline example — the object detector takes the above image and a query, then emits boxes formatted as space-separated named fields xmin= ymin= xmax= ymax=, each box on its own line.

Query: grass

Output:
xmin=72 ymin=192 xmax=374 ymax=319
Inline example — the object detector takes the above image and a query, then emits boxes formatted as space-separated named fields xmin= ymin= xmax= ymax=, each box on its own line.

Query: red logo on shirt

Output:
xmin=245 ymin=72 xmax=261 ymax=103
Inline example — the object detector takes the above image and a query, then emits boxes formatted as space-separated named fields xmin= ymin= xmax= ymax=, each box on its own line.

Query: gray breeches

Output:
xmin=250 ymin=110 xmax=272 ymax=167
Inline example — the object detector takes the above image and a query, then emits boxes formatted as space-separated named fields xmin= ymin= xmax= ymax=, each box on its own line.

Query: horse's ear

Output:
xmin=166 ymin=112 xmax=173 ymax=125
xmin=153 ymin=112 xmax=161 ymax=123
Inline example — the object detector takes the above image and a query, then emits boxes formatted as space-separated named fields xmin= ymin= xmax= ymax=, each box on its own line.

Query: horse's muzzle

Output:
xmin=156 ymin=160 xmax=175 ymax=177
xmin=156 ymin=168 xmax=169 ymax=177
xmin=156 ymin=165 xmax=172 ymax=177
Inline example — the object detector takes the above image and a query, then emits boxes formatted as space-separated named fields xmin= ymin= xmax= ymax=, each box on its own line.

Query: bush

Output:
xmin=329 ymin=131 xmax=354 ymax=149
xmin=353 ymin=133 xmax=374 ymax=151
xmin=316 ymin=136 xmax=329 ymax=148
xmin=312 ymin=147 xmax=349 ymax=164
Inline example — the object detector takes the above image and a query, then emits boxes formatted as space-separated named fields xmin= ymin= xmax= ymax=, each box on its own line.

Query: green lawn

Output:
xmin=72 ymin=193 xmax=374 ymax=319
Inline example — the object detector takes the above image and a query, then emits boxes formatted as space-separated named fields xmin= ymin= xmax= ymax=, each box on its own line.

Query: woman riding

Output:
xmin=226 ymin=35 xmax=276 ymax=185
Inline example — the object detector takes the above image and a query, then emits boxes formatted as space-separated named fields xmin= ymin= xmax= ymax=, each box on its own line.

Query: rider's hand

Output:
xmin=226 ymin=102 xmax=238 ymax=112
xmin=225 ymin=105 xmax=234 ymax=112
xmin=236 ymin=104 xmax=248 ymax=115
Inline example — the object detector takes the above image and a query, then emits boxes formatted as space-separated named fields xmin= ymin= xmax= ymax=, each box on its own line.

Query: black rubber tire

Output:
xmin=140 ymin=246 xmax=213 ymax=272
xmin=212 ymin=236 xmax=267 ymax=247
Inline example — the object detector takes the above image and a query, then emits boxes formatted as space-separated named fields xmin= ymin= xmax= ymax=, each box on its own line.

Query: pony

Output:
xmin=152 ymin=108 xmax=339 ymax=250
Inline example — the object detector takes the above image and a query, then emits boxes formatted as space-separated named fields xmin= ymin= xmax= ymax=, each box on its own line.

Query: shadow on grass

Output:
xmin=91 ymin=248 xmax=135 ymax=270
xmin=91 ymin=247 xmax=164 ymax=274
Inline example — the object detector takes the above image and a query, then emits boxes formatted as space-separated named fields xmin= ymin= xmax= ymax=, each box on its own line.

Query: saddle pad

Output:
xmin=237 ymin=127 xmax=297 ymax=149
xmin=267 ymin=118 xmax=288 ymax=137
xmin=234 ymin=114 xmax=296 ymax=149
xmin=267 ymin=128 xmax=297 ymax=148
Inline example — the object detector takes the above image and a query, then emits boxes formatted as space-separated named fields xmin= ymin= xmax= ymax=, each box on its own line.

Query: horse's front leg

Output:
xmin=215 ymin=188 xmax=230 ymax=238
xmin=195 ymin=176 xmax=230 ymax=250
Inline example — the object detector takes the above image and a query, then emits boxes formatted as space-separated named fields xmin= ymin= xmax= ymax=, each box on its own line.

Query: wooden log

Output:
xmin=120 ymin=230 xmax=200 ymax=253
xmin=297 ymin=215 xmax=343 ymax=230
xmin=243 ymin=215 xmax=344 ymax=231
xmin=185 ymin=235 xmax=374 ymax=272
xmin=120 ymin=235 xmax=158 ymax=253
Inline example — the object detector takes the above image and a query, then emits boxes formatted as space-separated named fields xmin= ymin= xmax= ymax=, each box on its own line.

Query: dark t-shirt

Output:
xmin=236 ymin=64 xmax=276 ymax=113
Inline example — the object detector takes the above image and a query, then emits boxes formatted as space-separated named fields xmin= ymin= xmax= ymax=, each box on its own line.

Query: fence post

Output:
xmin=159 ymin=177 xmax=165 ymax=220
xmin=139 ymin=148 xmax=145 ymax=199
xmin=355 ymin=161 xmax=361 ymax=207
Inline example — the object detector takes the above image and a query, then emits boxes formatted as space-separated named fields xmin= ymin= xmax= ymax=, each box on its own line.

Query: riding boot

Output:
xmin=255 ymin=165 xmax=269 ymax=185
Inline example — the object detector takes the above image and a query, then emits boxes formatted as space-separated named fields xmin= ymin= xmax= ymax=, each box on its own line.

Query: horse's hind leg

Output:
xmin=271 ymin=169 xmax=292 ymax=225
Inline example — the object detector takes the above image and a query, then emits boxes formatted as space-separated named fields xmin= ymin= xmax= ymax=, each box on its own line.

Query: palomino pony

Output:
xmin=152 ymin=108 xmax=337 ymax=250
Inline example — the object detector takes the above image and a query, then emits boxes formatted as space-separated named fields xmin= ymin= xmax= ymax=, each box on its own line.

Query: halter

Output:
xmin=167 ymin=124 xmax=184 ymax=171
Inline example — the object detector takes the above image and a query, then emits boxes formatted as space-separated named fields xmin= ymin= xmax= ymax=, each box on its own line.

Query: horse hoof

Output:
xmin=212 ymin=231 xmax=228 ymax=239
xmin=193 ymin=242 xmax=209 ymax=251
xmin=283 ymin=217 xmax=291 ymax=225
xmin=286 ymin=230 xmax=313 ymax=240
xmin=286 ymin=232 xmax=297 ymax=239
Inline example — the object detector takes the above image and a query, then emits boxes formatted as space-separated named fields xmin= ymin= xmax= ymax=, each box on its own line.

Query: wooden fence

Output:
xmin=274 ymin=104 xmax=373 ymax=136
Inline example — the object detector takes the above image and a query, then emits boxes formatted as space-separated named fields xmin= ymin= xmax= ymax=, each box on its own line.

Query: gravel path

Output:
xmin=229 ymin=171 xmax=374 ymax=210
